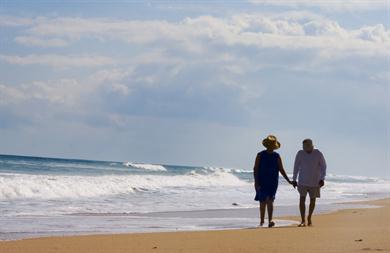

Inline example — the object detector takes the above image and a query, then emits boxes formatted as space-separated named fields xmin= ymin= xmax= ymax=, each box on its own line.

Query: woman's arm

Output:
xmin=253 ymin=153 xmax=261 ymax=190
xmin=278 ymin=156 xmax=292 ymax=184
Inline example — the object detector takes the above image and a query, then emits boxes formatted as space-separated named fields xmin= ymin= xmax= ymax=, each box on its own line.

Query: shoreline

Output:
xmin=0 ymin=196 xmax=386 ymax=242
xmin=1 ymin=198 xmax=389 ymax=252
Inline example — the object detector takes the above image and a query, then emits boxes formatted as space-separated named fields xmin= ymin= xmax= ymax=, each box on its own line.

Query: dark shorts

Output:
xmin=298 ymin=185 xmax=321 ymax=198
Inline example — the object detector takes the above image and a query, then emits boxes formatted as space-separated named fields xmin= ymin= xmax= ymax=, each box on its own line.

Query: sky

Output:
xmin=0 ymin=0 xmax=389 ymax=178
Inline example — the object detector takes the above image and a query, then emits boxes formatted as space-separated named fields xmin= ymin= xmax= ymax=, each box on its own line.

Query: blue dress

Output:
xmin=254 ymin=150 xmax=280 ymax=202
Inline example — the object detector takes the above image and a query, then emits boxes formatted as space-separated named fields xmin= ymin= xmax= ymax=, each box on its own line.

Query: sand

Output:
xmin=1 ymin=198 xmax=389 ymax=253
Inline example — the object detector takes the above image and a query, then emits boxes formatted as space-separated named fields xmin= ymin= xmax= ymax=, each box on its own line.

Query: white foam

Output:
xmin=123 ymin=162 xmax=167 ymax=171
xmin=202 ymin=166 xmax=251 ymax=173
xmin=326 ymin=174 xmax=382 ymax=183
xmin=0 ymin=170 xmax=248 ymax=200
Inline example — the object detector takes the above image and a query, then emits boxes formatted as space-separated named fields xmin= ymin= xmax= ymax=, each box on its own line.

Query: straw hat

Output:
xmin=262 ymin=135 xmax=281 ymax=149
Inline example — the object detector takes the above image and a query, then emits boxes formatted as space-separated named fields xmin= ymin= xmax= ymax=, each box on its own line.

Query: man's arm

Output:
xmin=277 ymin=156 xmax=292 ymax=184
xmin=253 ymin=153 xmax=261 ymax=190
xmin=319 ymin=151 xmax=327 ymax=187
xmin=292 ymin=151 xmax=300 ymax=182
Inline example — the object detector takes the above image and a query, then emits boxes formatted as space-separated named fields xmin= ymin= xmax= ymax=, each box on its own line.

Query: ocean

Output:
xmin=0 ymin=154 xmax=389 ymax=240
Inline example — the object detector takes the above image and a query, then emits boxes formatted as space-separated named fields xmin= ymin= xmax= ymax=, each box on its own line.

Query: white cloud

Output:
xmin=248 ymin=0 xmax=389 ymax=11
xmin=221 ymin=14 xmax=388 ymax=55
xmin=0 ymin=79 xmax=81 ymax=106
xmin=0 ymin=16 xmax=33 ymax=27
xmin=14 ymin=36 xmax=69 ymax=47
xmin=28 ymin=79 xmax=82 ymax=105
xmin=6 ymin=14 xmax=388 ymax=58
xmin=0 ymin=68 xmax=134 ymax=107
xmin=0 ymin=54 xmax=116 ymax=68
xmin=0 ymin=7 xmax=388 ymax=177
xmin=87 ymin=68 xmax=133 ymax=95
xmin=3 ymin=11 xmax=387 ymax=113
xmin=0 ymin=84 xmax=27 ymax=105
xmin=355 ymin=24 xmax=390 ymax=43
xmin=0 ymin=13 xmax=387 ymax=114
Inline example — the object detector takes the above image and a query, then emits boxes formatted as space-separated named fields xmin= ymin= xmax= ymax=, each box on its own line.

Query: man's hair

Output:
xmin=302 ymin=138 xmax=313 ymax=145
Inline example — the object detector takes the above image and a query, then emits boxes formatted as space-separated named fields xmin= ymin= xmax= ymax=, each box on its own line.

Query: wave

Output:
xmin=326 ymin=174 xmax=383 ymax=183
xmin=202 ymin=166 xmax=251 ymax=174
xmin=123 ymin=162 xmax=167 ymax=171
xmin=0 ymin=170 xmax=248 ymax=200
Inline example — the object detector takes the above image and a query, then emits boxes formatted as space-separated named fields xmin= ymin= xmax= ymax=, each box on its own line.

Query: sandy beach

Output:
xmin=1 ymin=198 xmax=389 ymax=253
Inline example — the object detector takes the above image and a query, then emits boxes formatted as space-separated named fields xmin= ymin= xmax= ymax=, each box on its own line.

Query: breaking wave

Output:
xmin=0 ymin=170 xmax=248 ymax=200
xmin=123 ymin=162 xmax=167 ymax=171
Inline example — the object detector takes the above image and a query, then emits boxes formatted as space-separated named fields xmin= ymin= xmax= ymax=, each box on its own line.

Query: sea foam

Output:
xmin=0 ymin=170 xmax=248 ymax=200
xmin=123 ymin=162 xmax=167 ymax=171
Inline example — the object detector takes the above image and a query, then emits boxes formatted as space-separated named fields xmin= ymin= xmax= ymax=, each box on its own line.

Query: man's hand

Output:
xmin=319 ymin=180 xmax=325 ymax=188
xmin=292 ymin=181 xmax=297 ymax=189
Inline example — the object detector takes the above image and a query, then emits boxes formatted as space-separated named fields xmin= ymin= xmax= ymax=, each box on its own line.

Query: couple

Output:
xmin=253 ymin=135 xmax=327 ymax=228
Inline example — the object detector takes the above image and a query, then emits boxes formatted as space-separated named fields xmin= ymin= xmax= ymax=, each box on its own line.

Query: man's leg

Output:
xmin=299 ymin=196 xmax=306 ymax=225
xmin=260 ymin=201 xmax=266 ymax=226
xmin=308 ymin=198 xmax=316 ymax=226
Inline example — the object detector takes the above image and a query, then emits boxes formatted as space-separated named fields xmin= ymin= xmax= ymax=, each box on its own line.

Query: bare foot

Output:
xmin=298 ymin=222 xmax=306 ymax=227
xmin=268 ymin=221 xmax=275 ymax=228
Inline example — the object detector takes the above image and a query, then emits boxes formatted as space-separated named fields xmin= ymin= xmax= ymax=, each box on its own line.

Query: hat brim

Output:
xmin=262 ymin=139 xmax=281 ymax=149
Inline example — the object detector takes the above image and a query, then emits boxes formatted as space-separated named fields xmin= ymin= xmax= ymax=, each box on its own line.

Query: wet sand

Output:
xmin=1 ymin=198 xmax=389 ymax=253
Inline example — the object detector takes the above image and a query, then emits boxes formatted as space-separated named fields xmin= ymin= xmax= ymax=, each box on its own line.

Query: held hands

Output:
xmin=292 ymin=181 xmax=297 ymax=189
xmin=287 ymin=179 xmax=296 ymax=189
xmin=288 ymin=180 xmax=323 ymax=188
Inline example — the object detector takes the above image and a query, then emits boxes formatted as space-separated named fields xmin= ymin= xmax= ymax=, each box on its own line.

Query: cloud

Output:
xmin=0 ymin=79 xmax=82 ymax=106
xmin=0 ymin=67 xmax=135 ymax=108
xmin=0 ymin=16 xmax=33 ymax=27
xmin=0 ymin=84 xmax=26 ymax=105
xmin=0 ymin=13 xmax=388 ymax=129
xmin=356 ymin=24 xmax=390 ymax=43
xmin=6 ymin=14 xmax=388 ymax=58
xmin=0 ymin=54 xmax=117 ymax=68
xmin=1 ymin=13 xmax=388 ymax=121
xmin=14 ymin=36 xmax=69 ymax=47
xmin=247 ymin=0 xmax=389 ymax=11
xmin=0 ymin=9 xmax=388 ymax=176
xmin=0 ymin=13 xmax=387 ymax=108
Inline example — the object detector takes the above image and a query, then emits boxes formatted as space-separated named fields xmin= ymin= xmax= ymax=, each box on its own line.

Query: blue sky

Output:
xmin=0 ymin=0 xmax=389 ymax=178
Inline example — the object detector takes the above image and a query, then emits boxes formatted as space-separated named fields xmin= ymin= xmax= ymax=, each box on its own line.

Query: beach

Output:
xmin=1 ymin=198 xmax=389 ymax=253
xmin=1 ymin=155 xmax=390 ymax=243
xmin=1 ymin=1 xmax=389 ymax=252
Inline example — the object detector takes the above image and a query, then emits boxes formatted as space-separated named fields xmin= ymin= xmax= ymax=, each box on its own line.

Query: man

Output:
xmin=292 ymin=139 xmax=327 ymax=227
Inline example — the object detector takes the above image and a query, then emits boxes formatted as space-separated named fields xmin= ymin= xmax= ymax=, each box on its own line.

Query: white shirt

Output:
xmin=293 ymin=149 xmax=327 ymax=187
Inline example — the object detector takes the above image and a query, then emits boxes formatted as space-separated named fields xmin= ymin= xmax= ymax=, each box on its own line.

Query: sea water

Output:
xmin=0 ymin=154 xmax=389 ymax=240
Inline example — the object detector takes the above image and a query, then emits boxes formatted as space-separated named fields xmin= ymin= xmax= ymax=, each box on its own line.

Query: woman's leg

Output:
xmin=266 ymin=198 xmax=274 ymax=224
xmin=260 ymin=201 xmax=266 ymax=225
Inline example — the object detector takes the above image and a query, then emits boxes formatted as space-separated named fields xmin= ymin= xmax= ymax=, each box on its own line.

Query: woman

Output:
xmin=253 ymin=135 xmax=292 ymax=227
